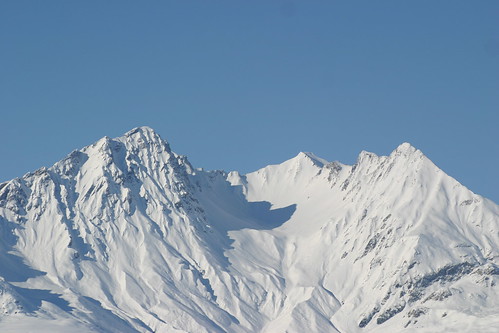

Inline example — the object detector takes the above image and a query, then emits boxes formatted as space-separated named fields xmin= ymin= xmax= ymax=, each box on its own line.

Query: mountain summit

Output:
xmin=0 ymin=127 xmax=497 ymax=332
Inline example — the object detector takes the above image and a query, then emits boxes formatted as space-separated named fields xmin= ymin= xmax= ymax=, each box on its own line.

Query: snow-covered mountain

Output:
xmin=0 ymin=127 xmax=497 ymax=332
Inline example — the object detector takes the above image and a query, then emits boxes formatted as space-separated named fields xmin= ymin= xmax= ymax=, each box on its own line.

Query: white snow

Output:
xmin=0 ymin=127 xmax=497 ymax=332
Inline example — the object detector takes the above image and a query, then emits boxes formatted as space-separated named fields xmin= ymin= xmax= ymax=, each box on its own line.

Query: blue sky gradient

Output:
xmin=1 ymin=1 xmax=498 ymax=202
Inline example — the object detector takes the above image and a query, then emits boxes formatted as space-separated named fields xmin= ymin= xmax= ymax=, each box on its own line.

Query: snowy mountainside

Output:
xmin=0 ymin=127 xmax=497 ymax=332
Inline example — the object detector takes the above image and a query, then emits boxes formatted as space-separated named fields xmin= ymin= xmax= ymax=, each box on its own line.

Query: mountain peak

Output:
xmin=393 ymin=142 xmax=420 ymax=155
xmin=124 ymin=126 xmax=160 ymax=139
xmin=119 ymin=126 xmax=171 ymax=152
xmin=295 ymin=151 xmax=329 ymax=167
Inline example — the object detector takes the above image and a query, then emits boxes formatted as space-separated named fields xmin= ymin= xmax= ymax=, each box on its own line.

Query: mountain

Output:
xmin=0 ymin=126 xmax=497 ymax=332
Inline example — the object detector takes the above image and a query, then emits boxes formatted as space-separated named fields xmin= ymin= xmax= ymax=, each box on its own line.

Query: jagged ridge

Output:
xmin=0 ymin=127 xmax=498 ymax=332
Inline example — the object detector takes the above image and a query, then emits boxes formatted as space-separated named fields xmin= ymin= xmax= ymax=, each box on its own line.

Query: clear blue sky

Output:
xmin=1 ymin=1 xmax=498 ymax=202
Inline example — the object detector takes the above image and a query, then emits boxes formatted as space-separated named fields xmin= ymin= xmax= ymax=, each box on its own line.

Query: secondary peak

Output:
xmin=296 ymin=151 xmax=329 ymax=167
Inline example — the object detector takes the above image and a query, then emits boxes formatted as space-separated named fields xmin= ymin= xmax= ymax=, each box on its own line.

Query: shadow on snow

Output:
xmin=0 ymin=217 xmax=73 ymax=314
xmin=192 ymin=174 xmax=297 ymax=270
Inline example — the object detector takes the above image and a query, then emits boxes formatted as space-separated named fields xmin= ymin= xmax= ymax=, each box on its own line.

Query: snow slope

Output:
xmin=0 ymin=127 xmax=497 ymax=332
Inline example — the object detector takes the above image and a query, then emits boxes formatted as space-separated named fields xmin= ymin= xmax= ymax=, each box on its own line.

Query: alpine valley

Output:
xmin=0 ymin=127 xmax=497 ymax=332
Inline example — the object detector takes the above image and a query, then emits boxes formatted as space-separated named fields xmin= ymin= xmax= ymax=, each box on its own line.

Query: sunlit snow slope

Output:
xmin=0 ymin=127 xmax=497 ymax=332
